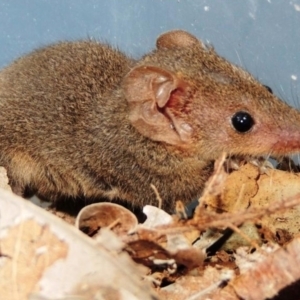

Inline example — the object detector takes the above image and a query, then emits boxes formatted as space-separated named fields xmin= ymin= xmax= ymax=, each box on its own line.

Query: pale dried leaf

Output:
xmin=0 ymin=188 xmax=158 ymax=300
xmin=143 ymin=205 xmax=173 ymax=228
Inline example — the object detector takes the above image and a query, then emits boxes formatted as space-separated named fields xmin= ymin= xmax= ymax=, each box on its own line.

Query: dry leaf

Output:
xmin=0 ymin=188 xmax=157 ymax=300
xmin=75 ymin=202 xmax=138 ymax=237
xmin=228 ymin=238 xmax=300 ymax=300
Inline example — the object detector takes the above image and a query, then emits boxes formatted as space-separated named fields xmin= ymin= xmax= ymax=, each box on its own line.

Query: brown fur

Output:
xmin=0 ymin=30 xmax=300 ymax=211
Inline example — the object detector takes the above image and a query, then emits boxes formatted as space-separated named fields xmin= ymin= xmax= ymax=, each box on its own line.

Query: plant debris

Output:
xmin=2 ymin=155 xmax=300 ymax=299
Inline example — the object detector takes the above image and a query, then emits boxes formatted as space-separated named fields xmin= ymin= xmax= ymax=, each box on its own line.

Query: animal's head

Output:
xmin=123 ymin=30 xmax=300 ymax=159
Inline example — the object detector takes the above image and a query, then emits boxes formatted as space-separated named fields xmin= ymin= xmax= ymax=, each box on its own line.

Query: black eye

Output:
xmin=263 ymin=85 xmax=273 ymax=94
xmin=231 ymin=111 xmax=254 ymax=133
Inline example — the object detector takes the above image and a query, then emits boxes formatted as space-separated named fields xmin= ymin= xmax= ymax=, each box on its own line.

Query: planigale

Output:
xmin=0 ymin=30 xmax=299 ymax=211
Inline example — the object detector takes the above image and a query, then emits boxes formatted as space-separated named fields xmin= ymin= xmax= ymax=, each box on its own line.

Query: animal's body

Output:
xmin=0 ymin=30 xmax=299 ymax=211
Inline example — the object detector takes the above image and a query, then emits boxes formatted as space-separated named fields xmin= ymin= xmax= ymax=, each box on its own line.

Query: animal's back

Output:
xmin=0 ymin=41 xmax=133 ymax=197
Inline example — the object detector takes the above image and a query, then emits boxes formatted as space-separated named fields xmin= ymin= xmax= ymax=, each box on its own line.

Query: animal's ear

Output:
xmin=123 ymin=66 xmax=194 ymax=146
xmin=156 ymin=30 xmax=201 ymax=49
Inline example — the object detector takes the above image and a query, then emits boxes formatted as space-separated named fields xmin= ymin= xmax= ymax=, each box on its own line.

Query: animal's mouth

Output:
xmin=269 ymin=129 xmax=300 ymax=156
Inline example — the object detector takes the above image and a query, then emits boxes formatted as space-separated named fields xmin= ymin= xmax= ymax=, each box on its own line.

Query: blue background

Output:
xmin=0 ymin=0 xmax=299 ymax=106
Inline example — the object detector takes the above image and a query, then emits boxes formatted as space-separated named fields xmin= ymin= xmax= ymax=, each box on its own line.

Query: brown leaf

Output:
xmin=75 ymin=202 xmax=138 ymax=237
xmin=230 ymin=237 xmax=300 ymax=299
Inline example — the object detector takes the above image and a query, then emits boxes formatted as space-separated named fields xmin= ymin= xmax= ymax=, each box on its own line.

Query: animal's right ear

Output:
xmin=156 ymin=30 xmax=202 ymax=49
xmin=123 ymin=66 xmax=194 ymax=146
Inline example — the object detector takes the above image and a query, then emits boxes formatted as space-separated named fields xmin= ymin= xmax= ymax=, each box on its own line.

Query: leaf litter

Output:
xmin=2 ymin=154 xmax=300 ymax=299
